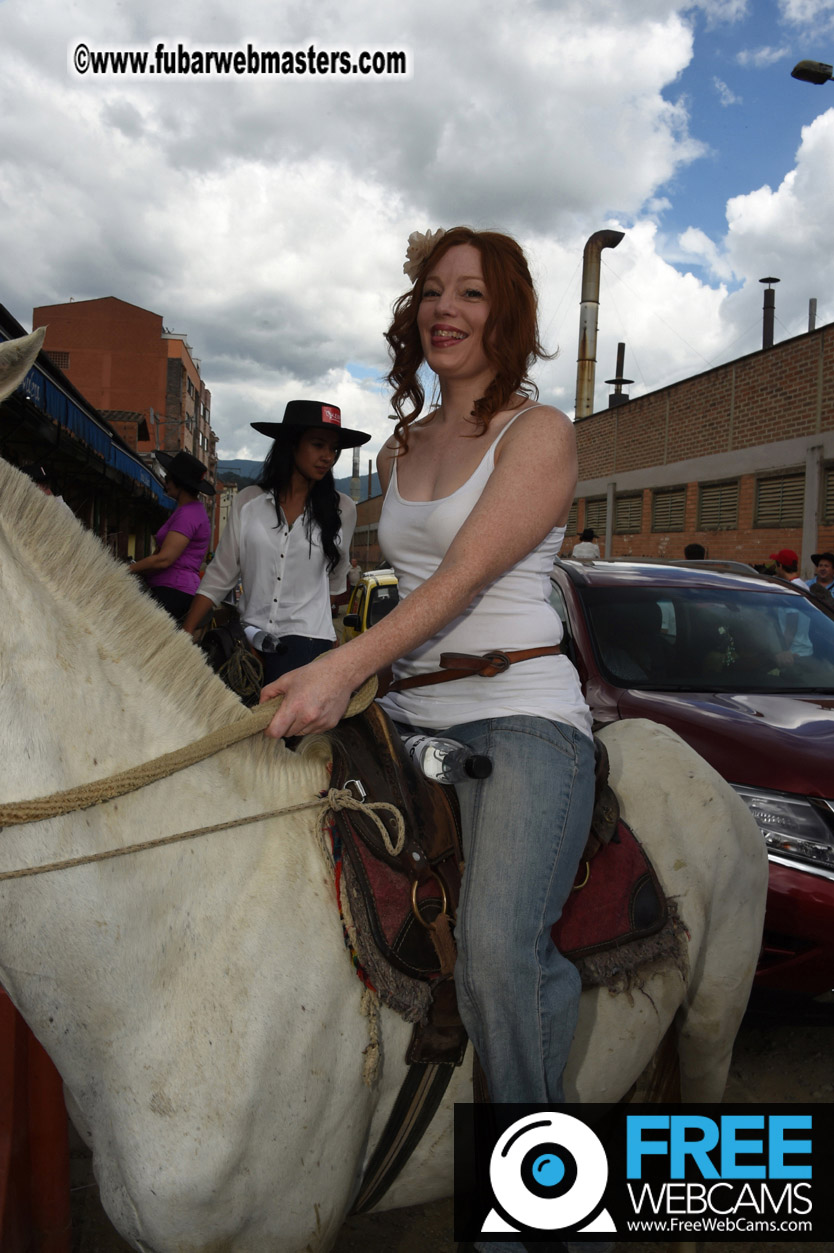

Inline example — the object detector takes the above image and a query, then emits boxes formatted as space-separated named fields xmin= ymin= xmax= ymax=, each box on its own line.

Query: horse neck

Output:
xmin=0 ymin=460 xmax=331 ymax=1039
xmin=0 ymin=456 xmax=268 ymax=784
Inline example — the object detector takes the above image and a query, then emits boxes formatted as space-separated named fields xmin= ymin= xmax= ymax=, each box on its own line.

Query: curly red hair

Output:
xmin=385 ymin=227 xmax=550 ymax=451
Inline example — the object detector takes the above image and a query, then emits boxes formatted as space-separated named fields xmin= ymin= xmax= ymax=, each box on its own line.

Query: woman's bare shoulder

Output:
xmin=494 ymin=401 xmax=573 ymax=454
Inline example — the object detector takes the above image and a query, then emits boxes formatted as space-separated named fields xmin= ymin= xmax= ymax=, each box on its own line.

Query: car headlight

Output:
xmin=731 ymin=785 xmax=834 ymax=872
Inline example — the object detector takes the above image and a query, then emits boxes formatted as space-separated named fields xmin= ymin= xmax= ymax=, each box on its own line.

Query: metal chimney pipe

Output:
xmin=759 ymin=277 xmax=780 ymax=350
xmin=350 ymin=447 xmax=361 ymax=502
xmin=605 ymin=341 xmax=634 ymax=408
xmin=809 ymin=298 xmax=817 ymax=332
xmin=575 ymin=229 xmax=624 ymax=419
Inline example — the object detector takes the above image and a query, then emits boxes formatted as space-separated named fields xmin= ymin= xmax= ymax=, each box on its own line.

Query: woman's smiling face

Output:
xmin=417 ymin=244 xmax=492 ymax=383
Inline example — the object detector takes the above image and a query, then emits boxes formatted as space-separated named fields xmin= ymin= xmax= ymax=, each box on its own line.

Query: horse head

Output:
xmin=0 ymin=326 xmax=45 ymax=402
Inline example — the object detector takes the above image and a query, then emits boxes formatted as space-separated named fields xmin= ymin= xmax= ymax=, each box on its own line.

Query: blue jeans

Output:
xmin=261 ymin=635 xmax=332 ymax=684
xmin=445 ymin=716 xmax=595 ymax=1104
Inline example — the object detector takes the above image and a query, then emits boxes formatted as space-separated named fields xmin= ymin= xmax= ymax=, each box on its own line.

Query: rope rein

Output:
xmin=0 ymin=787 xmax=404 ymax=882
xmin=0 ymin=677 xmax=377 ymax=828
xmin=0 ymin=677 xmax=386 ymax=881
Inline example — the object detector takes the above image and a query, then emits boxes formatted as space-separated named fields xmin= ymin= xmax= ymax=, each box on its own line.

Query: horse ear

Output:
xmin=0 ymin=326 xmax=46 ymax=403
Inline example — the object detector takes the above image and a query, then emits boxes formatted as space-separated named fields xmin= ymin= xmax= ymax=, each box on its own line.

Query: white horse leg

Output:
xmin=598 ymin=721 xmax=767 ymax=1105
xmin=673 ymin=788 xmax=767 ymax=1103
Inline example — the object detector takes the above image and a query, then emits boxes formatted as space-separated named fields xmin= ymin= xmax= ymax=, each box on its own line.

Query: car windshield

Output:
xmin=367 ymin=583 xmax=399 ymax=628
xmin=582 ymin=584 xmax=834 ymax=693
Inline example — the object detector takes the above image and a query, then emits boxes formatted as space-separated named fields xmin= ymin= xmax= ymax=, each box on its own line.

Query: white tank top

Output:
xmin=377 ymin=406 xmax=592 ymax=737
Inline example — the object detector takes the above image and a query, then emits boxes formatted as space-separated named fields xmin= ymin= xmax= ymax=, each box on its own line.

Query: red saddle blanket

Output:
xmin=552 ymin=818 xmax=667 ymax=960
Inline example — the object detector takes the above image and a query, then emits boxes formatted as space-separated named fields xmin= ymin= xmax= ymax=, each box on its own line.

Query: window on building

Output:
xmin=698 ymin=480 xmax=739 ymax=531
xmin=823 ymin=466 xmax=834 ymax=524
xmin=566 ymin=503 xmax=577 ymax=536
xmin=652 ymin=487 xmax=685 ymax=532
xmin=585 ymin=498 xmax=607 ymax=533
xmin=187 ymin=378 xmax=195 ymax=397
xmin=754 ymin=472 xmax=804 ymax=529
xmin=614 ymin=492 xmax=643 ymax=534
xmin=46 ymin=350 xmax=70 ymax=370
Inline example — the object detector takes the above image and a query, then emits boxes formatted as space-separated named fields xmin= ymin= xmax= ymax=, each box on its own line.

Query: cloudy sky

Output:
xmin=2 ymin=0 xmax=834 ymax=466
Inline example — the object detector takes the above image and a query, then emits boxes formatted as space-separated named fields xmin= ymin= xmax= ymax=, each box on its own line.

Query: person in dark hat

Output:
xmin=182 ymin=401 xmax=370 ymax=681
xmin=572 ymin=527 xmax=600 ymax=559
xmin=809 ymin=551 xmax=834 ymax=594
xmin=129 ymin=450 xmax=214 ymax=624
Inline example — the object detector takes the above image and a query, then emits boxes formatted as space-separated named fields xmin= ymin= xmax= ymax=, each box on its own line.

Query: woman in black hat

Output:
xmin=182 ymin=401 xmax=370 ymax=682
xmin=572 ymin=527 xmax=600 ymax=559
xmin=129 ymin=450 xmax=214 ymax=624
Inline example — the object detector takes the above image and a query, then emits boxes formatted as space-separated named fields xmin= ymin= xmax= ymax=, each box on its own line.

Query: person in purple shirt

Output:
xmin=129 ymin=450 xmax=214 ymax=623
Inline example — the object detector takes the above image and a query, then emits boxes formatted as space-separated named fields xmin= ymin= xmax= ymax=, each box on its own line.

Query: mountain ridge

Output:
xmin=217 ymin=459 xmax=380 ymax=501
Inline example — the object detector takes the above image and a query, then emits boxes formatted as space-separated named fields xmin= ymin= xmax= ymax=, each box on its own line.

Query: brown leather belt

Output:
xmin=387 ymin=645 xmax=561 ymax=693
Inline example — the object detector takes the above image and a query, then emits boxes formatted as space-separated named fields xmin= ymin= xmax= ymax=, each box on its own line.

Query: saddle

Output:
xmin=325 ymin=702 xmax=671 ymax=1067
xmin=327 ymin=701 xmax=467 ymax=1065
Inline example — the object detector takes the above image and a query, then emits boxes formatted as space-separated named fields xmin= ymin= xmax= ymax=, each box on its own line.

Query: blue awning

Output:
xmin=14 ymin=361 xmax=173 ymax=507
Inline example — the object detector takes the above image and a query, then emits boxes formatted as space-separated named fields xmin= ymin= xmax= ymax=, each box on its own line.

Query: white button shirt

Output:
xmin=199 ymin=485 xmax=356 ymax=641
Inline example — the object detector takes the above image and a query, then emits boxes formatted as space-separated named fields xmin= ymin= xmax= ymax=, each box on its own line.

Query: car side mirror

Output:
xmin=343 ymin=614 xmax=360 ymax=629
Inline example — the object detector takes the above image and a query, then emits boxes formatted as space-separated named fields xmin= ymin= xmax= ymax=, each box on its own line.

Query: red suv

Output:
xmin=549 ymin=558 xmax=834 ymax=997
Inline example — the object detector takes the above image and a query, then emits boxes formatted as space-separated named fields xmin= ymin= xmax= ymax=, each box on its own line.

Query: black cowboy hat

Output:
xmin=251 ymin=400 xmax=371 ymax=449
xmin=157 ymin=450 xmax=216 ymax=496
xmin=811 ymin=551 xmax=834 ymax=565
xmin=580 ymin=528 xmax=598 ymax=541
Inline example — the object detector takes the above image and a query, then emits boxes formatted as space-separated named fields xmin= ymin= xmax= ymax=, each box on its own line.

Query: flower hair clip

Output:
xmin=403 ymin=228 xmax=445 ymax=283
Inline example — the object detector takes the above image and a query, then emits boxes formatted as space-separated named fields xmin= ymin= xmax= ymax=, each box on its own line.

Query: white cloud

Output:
xmin=714 ymin=76 xmax=742 ymax=104
xmin=678 ymin=226 xmax=736 ymax=280
xmin=778 ymin=0 xmax=834 ymax=29
xmin=1 ymin=0 xmax=833 ymax=460
xmin=736 ymin=45 xmax=791 ymax=67
xmin=692 ymin=0 xmax=750 ymax=26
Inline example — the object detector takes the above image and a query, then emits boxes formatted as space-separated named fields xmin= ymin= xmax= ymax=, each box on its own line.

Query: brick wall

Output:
xmin=570 ymin=323 xmax=834 ymax=567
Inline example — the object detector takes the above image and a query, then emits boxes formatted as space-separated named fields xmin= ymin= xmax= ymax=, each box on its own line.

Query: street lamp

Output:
xmin=791 ymin=59 xmax=833 ymax=84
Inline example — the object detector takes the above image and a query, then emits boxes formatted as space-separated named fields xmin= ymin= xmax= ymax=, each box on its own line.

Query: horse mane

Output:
xmin=0 ymin=456 xmax=253 ymax=734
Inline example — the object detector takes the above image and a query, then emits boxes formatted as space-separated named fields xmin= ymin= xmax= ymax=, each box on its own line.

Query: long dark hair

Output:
xmin=385 ymin=226 xmax=550 ymax=452
xmin=258 ymin=433 xmax=343 ymax=572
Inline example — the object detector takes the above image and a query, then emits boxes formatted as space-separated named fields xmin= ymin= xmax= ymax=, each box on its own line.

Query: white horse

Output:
xmin=0 ymin=341 xmax=767 ymax=1252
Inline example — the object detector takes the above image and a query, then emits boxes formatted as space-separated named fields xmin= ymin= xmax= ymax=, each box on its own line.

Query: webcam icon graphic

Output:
xmin=481 ymin=1111 xmax=616 ymax=1235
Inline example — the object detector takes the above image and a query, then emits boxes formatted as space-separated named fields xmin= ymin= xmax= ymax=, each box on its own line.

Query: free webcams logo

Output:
xmin=482 ymin=1111 xmax=615 ymax=1236
xmin=454 ymin=1103 xmax=829 ymax=1242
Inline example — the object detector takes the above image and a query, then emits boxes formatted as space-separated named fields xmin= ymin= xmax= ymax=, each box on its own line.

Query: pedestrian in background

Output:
xmin=809 ymin=551 xmax=834 ymax=593
xmin=183 ymin=402 xmax=369 ymax=682
xmin=770 ymin=548 xmax=807 ymax=589
xmin=129 ymin=450 xmax=213 ymax=624
xmin=572 ymin=527 xmax=600 ymax=558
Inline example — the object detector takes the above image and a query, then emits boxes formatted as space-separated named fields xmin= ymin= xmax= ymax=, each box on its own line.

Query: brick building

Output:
xmin=355 ymin=321 xmax=834 ymax=579
xmin=31 ymin=297 xmax=218 ymax=483
xmin=0 ymin=304 xmax=173 ymax=557
xmin=567 ymin=321 xmax=833 ymax=580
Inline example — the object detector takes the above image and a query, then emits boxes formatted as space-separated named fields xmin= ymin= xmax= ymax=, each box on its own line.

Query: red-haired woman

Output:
xmin=262 ymin=229 xmax=594 ymax=1118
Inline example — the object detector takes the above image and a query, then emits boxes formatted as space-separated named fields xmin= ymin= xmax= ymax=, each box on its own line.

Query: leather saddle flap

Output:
xmin=327 ymin=702 xmax=463 ymax=982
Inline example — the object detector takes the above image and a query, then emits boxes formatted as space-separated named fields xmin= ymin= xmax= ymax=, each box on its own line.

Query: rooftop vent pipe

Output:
xmin=606 ymin=342 xmax=633 ymax=408
xmin=760 ymin=276 xmax=779 ymax=350
xmin=575 ymin=230 xmax=624 ymax=419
